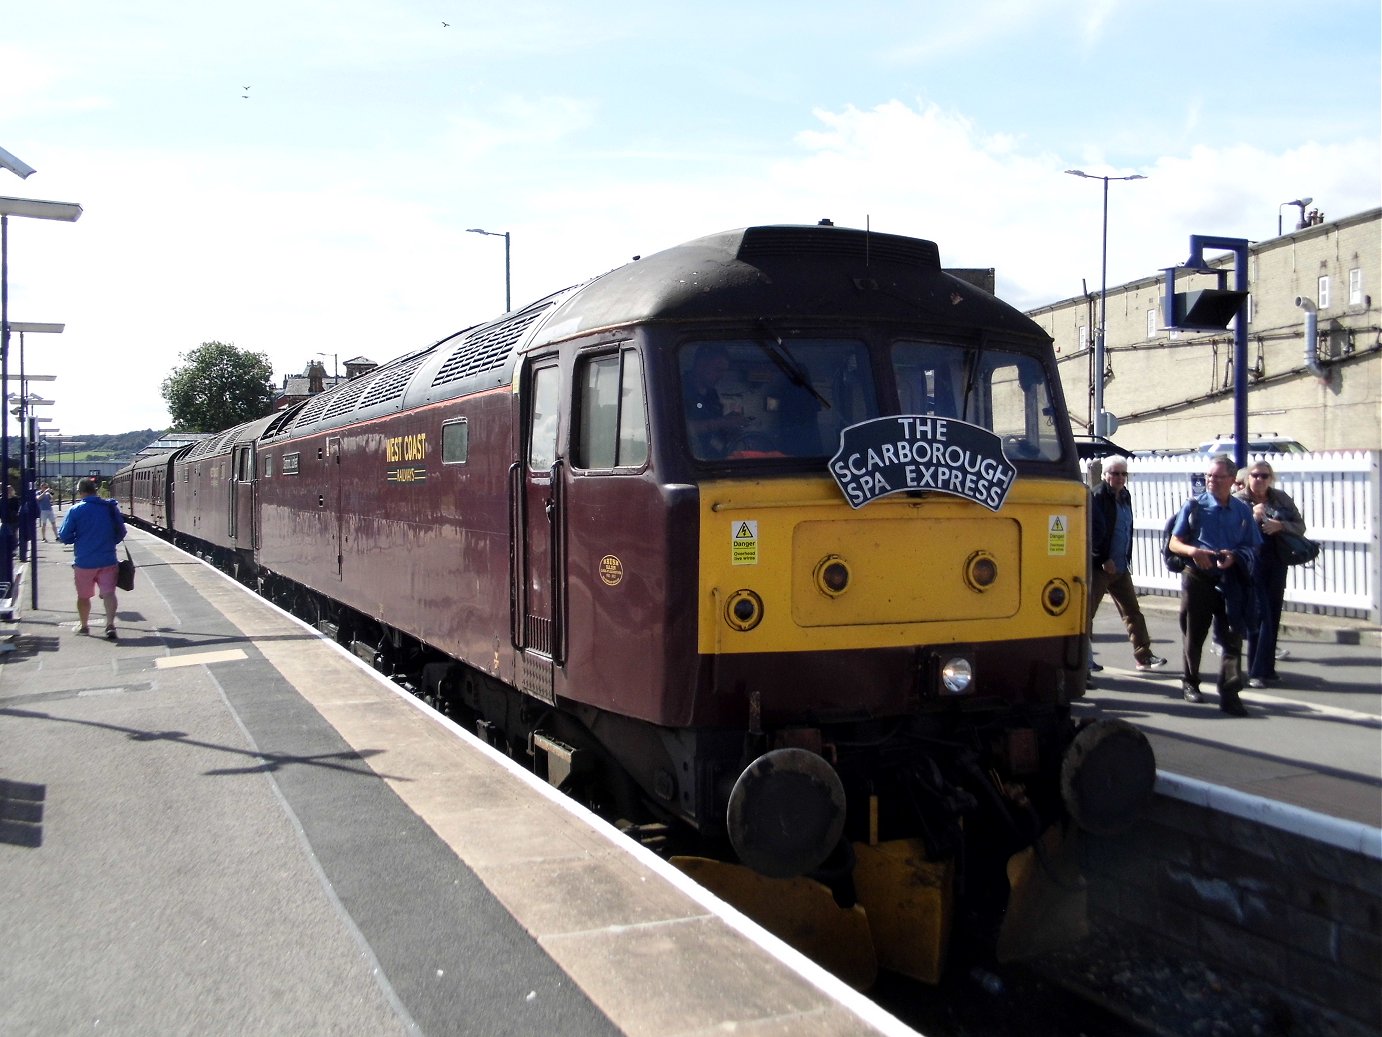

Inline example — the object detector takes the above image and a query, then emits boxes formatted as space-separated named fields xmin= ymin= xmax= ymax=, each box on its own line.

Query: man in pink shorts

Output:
xmin=57 ymin=478 xmax=126 ymax=640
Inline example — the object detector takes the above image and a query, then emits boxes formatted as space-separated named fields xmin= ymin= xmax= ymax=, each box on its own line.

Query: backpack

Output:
xmin=1162 ymin=499 xmax=1200 ymax=573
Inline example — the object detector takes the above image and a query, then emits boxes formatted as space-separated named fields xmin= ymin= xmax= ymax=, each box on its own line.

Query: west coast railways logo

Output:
xmin=385 ymin=432 xmax=429 ymax=484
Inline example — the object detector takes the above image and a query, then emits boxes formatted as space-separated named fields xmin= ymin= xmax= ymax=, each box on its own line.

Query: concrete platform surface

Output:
xmin=1 ymin=531 xmax=915 ymax=1037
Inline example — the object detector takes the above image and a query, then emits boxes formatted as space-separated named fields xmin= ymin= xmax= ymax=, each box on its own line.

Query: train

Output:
xmin=114 ymin=222 xmax=1155 ymax=988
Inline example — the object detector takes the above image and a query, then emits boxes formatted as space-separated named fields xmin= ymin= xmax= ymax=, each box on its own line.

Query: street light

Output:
xmin=1065 ymin=169 xmax=1146 ymax=438
xmin=8 ymin=319 xmax=62 ymax=602
xmin=466 ymin=227 xmax=511 ymax=312
xmin=0 ymin=191 xmax=81 ymax=592
xmin=1278 ymin=197 xmax=1313 ymax=236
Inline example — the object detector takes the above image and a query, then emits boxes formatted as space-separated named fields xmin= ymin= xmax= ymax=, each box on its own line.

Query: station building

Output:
xmin=1027 ymin=207 xmax=1381 ymax=453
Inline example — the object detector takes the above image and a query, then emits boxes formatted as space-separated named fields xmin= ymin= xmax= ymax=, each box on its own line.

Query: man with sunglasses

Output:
xmin=1090 ymin=460 xmax=1167 ymax=673
xmin=1168 ymin=454 xmax=1262 ymax=716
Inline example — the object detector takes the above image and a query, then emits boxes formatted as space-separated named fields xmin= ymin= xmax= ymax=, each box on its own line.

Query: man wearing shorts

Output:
xmin=37 ymin=483 xmax=57 ymax=541
xmin=57 ymin=478 xmax=126 ymax=640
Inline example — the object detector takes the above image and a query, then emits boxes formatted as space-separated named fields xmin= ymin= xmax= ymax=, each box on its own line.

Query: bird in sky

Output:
xmin=442 ymin=21 xmax=449 ymax=27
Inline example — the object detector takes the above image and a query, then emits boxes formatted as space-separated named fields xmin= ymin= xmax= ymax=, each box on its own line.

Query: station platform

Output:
xmin=0 ymin=531 xmax=916 ymax=1037
xmin=3 ymin=532 xmax=1378 ymax=1035
xmin=1084 ymin=592 xmax=1381 ymax=851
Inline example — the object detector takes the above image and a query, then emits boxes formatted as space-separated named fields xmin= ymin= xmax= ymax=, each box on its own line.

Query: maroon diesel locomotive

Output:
xmin=115 ymin=224 xmax=1154 ymax=985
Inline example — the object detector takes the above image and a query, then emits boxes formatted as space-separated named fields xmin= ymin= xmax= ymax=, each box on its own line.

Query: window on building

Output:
xmin=1146 ymin=309 xmax=1157 ymax=338
xmin=1318 ymin=275 xmax=1330 ymax=309
xmin=1078 ymin=325 xmax=1088 ymax=352
xmin=1349 ymin=268 xmax=1363 ymax=305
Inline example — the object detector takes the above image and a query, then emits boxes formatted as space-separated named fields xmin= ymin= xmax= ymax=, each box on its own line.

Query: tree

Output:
xmin=161 ymin=341 xmax=276 ymax=433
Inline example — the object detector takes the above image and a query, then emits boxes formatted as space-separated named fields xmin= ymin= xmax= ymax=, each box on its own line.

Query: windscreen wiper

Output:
xmin=755 ymin=319 xmax=831 ymax=410
xmin=959 ymin=332 xmax=986 ymax=423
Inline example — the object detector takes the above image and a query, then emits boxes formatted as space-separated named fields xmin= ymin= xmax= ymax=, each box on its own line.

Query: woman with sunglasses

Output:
xmin=1235 ymin=462 xmax=1307 ymax=688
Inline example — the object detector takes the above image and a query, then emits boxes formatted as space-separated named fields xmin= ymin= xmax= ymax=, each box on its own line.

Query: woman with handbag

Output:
xmin=56 ymin=477 xmax=127 ymax=641
xmin=1235 ymin=462 xmax=1306 ymax=688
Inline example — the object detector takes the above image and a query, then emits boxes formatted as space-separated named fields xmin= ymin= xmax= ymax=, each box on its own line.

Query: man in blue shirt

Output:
xmin=57 ymin=478 xmax=126 ymax=640
xmin=1168 ymin=454 xmax=1262 ymax=715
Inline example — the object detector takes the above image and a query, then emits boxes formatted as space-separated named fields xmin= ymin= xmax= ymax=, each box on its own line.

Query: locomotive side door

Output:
xmin=229 ymin=444 xmax=255 ymax=547
xmin=327 ymin=436 xmax=343 ymax=580
xmin=514 ymin=359 xmax=563 ymax=704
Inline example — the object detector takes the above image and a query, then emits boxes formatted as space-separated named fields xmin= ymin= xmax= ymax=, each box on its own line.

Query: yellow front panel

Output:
xmin=698 ymin=476 xmax=1087 ymax=655
xmin=793 ymin=516 xmax=1020 ymax=626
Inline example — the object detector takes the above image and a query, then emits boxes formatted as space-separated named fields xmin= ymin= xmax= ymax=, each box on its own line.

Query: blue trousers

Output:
xmin=1246 ymin=557 xmax=1288 ymax=680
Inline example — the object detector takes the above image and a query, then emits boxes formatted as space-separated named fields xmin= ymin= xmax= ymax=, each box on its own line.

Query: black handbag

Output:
xmin=117 ymin=547 xmax=136 ymax=591
xmin=1275 ymin=530 xmax=1321 ymax=567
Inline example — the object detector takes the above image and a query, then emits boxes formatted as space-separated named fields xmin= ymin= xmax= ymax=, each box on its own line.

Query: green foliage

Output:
xmin=55 ymin=429 xmax=163 ymax=460
xmin=161 ymin=341 xmax=275 ymax=433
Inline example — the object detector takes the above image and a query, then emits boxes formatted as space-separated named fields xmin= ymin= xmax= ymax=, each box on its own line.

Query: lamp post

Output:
xmin=39 ymin=429 xmax=60 ymax=487
xmin=1278 ymin=197 xmax=1313 ymax=237
xmin=0 ymin=192 xmax=82 ymax=592
xmin=1065 ymin=170 xmax=1146 ymax=438
xmin=9 ymin=320 xmax=61 ymax=599
xmin=466 ymin=227 xmax=511 ymax=312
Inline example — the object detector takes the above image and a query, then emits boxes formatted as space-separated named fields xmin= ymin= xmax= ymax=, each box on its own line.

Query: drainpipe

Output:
xmin=1294 ymin=296 xmax=1327 ymax=378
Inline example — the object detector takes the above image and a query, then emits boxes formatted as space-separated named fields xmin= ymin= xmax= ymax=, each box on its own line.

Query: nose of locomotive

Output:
xmin=726 ymin=747 xmax=848 ymax=878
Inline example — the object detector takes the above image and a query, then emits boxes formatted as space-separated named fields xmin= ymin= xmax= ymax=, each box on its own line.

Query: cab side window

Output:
xmin=528 ymin=366 xmax=561 ymax=472
xmin=576 ymin=348 xmax=648 ymax=469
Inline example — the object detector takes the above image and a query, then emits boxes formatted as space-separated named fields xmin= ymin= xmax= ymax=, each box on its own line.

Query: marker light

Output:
xmin=814 ymin=556 xmax=851 ymax=597
xmin=964 ymin=551 xmax=999 ymax=592
xmin=1042 ymin=579 xmax=1071 ymax=616
xmin=725 ymin=589 xmax=764 ymax=631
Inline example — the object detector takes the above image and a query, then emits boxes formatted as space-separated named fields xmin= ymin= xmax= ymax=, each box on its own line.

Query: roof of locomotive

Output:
xmin=261 ymin=224 xmax=1047 ymax=443
xmin=529 ymin=224 xmax=1046 ymax=345
xmin=178 ymin=411 xmax=281 ymax=462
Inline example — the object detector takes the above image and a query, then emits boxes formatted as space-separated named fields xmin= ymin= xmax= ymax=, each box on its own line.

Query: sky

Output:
xmin=3 ymin=0 xmax=1379 ymax=438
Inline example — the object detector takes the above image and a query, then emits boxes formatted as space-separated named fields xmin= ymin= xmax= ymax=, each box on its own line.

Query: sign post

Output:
xmin=1161 ymin=235 xmax=1251 ymax=472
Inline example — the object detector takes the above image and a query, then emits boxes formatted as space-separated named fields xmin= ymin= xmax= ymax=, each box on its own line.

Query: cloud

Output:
xmin=16 ymin=94 xmax=1380 ymax=436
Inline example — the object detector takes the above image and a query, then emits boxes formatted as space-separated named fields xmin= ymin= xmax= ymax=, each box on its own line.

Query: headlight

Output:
xmin=941 ymin=656 xmax=974 ymax=694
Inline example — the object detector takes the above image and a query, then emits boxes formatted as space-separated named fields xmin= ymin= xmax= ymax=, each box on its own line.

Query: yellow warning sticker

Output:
xmin=1048 ymin=514 xmax=1068 ymax=556
xmin=732 ymin=520 xmax=758 ymax=566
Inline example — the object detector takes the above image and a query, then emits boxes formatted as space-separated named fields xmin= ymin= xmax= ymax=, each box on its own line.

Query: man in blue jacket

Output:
xmin=1168 ymin=455 xmax=1262 ymax=715
xmin=1089 ymin=459 xmax=1168 ymax=673
xmin=57 ymin=478 xmax=126 ymax=640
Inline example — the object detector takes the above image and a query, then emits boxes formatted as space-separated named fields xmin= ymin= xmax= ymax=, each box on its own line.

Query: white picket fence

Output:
xmin=1086 ymin=451 xmax=1381 ymax=623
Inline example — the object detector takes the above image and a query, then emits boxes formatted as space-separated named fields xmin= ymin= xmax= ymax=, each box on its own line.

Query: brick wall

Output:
xmin=1083 ymin=792 xmax=1382 ymax=1036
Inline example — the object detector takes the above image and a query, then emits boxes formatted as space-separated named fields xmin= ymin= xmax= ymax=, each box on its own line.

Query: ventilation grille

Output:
xmin=288 ymin=391 xmax=333 ymax=432
xmin=359 ymin=351 xmax=430 ymax=408
xmin=431 ymin=309 xmax=545 ymax=388
xmin=738 ymin=226 xmax=940 ymax=268
xmin=319 ymin=371 xmax=380 ymax=421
